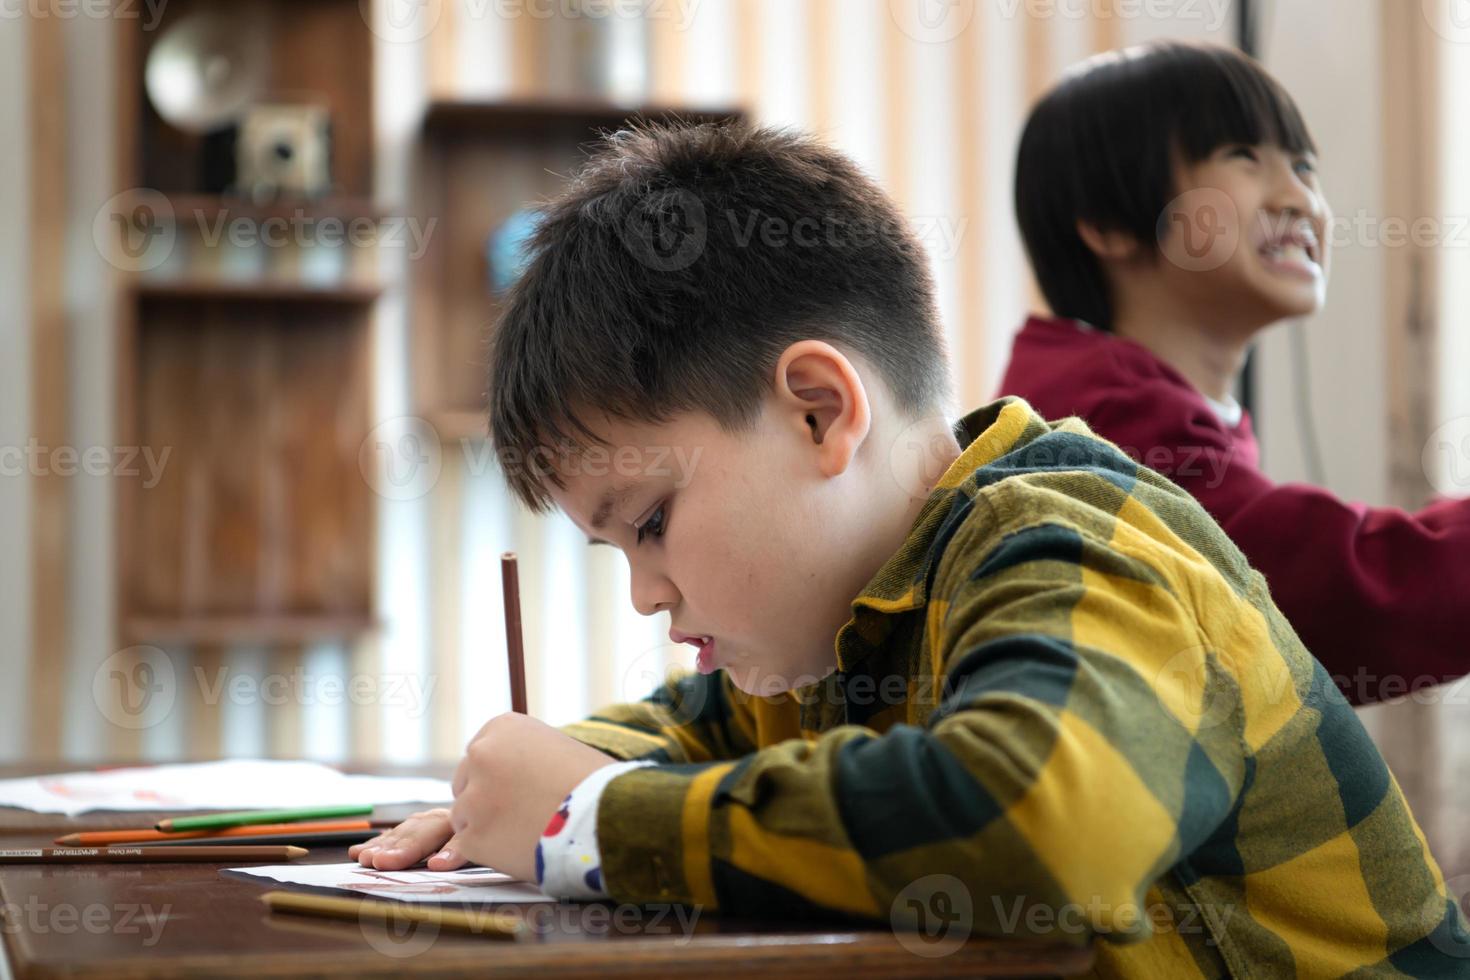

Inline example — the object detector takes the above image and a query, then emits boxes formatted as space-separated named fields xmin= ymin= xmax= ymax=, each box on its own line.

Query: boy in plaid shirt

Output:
xmin=353 ymin=122 xmax=1468 ymax=976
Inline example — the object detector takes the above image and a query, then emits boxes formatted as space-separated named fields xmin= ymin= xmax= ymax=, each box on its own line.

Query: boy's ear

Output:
xmin=772 ymin=340 xmax=871 ymax=478
xmin=1076 ymin=220 xmax=1141 ymax=263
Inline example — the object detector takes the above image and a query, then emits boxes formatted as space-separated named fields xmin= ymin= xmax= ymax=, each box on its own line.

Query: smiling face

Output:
xmin=1161 ymin=141 xmax=1332 ymax=333
xmin=541 ymin=341 xmax=960 ymax=697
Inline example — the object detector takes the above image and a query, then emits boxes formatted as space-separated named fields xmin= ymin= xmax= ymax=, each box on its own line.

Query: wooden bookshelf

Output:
xmin=132 ymin=279 xmax=383 ymax=303
xmin=160 ymin=194 xmax=386 ymax=223
xmin=113 ymin=0 xmax=379 ymax=660
xmin=138 ymin=1 xmax=374 ymax=197
xmin=410 ymin=98 xmax=745 ymax=428
xmin=125 ymin=614 xmax=379 ymax=646
xmin=423 ymin=98 xmax=744 ymax=140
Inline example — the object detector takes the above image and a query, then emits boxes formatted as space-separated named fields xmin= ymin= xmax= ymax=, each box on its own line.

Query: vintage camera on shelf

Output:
xmin=236 ymin=104 xmax=333 ymax=202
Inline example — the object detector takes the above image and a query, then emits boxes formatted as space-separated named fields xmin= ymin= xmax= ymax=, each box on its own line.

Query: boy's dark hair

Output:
xmin=489 ymin=121 xmax=951 ymax=512
xmin=1015 ymin=41 xmax=1317 ymax=332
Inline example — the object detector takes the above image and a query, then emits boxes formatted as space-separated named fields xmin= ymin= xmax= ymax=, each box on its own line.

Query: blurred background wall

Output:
xmin=1 ymin=0 xmax=1466 ymax=870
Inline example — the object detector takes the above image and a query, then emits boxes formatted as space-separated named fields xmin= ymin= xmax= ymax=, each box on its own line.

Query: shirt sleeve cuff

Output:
xmin=534 ymin=760 xmax=656 ymax=900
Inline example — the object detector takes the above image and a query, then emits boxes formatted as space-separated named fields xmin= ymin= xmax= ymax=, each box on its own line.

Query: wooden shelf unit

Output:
xmin=410 ymin=98 xmax=745 ymax=426
xmin=137 ymin=0 xmax=374 ymax=198
xmin=131 ymin=279 xmax=383 ymax=303
xmin=114 ymin=0 xmax=379 ymax=656
xmin=159 ymin=194 xmax=386 ymax=223
xmin=124 ymin=614 xmax=379 ymax=646
xmin=423 ymin=98 xmax=745 ymax=140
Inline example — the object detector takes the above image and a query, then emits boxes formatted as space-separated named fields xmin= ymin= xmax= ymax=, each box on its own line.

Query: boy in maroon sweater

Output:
xmin=998 ymin=41 xmax=1470 ymax=705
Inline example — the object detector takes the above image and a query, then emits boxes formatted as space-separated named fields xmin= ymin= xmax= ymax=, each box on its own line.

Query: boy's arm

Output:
xmin=558 ymin=666 xmax=764 ymax=764
xmin=563 ymin=505 xmax=1249 ymax=941
xmin=1087 ymin=383 xmax=1470 ymax=705
xmin=1216 ymin=481 xmax=1470 ymax=702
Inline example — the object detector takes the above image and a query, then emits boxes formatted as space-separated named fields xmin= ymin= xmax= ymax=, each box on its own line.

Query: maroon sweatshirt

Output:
xmin=997 ymin=314 xmax=1470 ymax=706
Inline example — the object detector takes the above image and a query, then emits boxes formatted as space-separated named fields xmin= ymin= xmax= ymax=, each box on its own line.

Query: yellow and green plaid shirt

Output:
xmin=561 ymin=397 xmax=1469 ymax=977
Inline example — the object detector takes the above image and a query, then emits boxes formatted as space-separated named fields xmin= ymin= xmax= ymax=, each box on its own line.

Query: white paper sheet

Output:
xmin=222 ymin=861 xmax=554 ymax=903
xmin=0 ymin=760 xmax=453 ymax=816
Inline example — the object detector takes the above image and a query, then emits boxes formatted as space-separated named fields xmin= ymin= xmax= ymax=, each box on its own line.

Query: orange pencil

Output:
xmin=54 ymin=819 xmax=394 ymax=847
xmin=502 ymin=552 xmax=528 ymax=714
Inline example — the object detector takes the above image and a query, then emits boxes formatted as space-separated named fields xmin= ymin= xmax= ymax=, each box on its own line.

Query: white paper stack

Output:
xmin=0 ymin=760 xmax=453 ymax=816
xmin=223 ymin=862 xmax=554 ymax=904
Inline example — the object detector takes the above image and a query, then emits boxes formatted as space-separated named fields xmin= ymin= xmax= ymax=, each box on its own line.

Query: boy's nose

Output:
xmin=630 ymin=571 xmax=678 ymax=617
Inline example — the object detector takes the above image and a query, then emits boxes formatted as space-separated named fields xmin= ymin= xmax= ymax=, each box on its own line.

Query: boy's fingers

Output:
xmin=350 ymin=821 xmax=421 ymax=865
xmin=348 ymin=834 xmax=386 ymax=859
xmin=367 ymin=846 xmax=422 ymax=871
xmin=425 ymin=833 xmax=469 ymax=871
xmin=359 ymin=812 xmax=455 ymax=870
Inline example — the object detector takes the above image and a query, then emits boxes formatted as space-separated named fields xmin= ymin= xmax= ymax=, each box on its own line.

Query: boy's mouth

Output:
xmin=670 ymin=629 xmax=719 ymax=674
xmin=1256 ymin=219 xmax=1322 ymax=279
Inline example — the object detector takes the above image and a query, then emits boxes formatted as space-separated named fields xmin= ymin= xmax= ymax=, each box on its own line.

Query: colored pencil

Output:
xmin=135 ymin=830 xmax=376 ymax=848
xmin=0 ymin=846 xmax=309 ymax=863
xmin=502 ymin=552 xmax=528 ymax=714
xmin=260 ymin=890 xmax=521 ymax=939
xmin=156 ymin=803 xmax=373 ymax=833
xmin=56 ymin=819 xmax=393 ymax=846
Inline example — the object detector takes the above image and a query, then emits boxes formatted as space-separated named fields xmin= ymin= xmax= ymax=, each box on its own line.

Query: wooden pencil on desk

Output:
xmin=260 ymin=890 xmax=521 ymax=940
xmin=0 ymin=845 xmax=309 ymax=863
xmin=502 ymin=552 xmax=528 ymax=714
xmin=156 ymin=803 xmax=372 ymax=833
xmin=58 ymin=819 xmax=393 ymax=846
xmin=134 ymin=830 xmax=375 ymax=848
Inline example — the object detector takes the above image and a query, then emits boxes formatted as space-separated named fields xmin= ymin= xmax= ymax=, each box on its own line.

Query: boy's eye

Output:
xmin=1293 ymin=157 xmax=1318 ymax=177
xmin=1227 ymin=145 xmax=1260 ymax=163
xmin=635 ymin=502 xmax=668 ymax=545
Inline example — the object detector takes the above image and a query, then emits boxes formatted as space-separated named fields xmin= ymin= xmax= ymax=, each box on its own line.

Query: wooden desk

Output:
xmin=0 ymin=764 xmax=1093 ymax=979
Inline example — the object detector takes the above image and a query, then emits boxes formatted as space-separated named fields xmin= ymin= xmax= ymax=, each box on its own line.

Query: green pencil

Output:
xmin=155 ymin=804 xmax=373 ymax=833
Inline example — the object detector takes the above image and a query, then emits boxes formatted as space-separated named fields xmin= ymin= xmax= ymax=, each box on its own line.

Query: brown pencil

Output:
xmin=261 ymin=890 xmax=521 ymax=939
xmin=0 ymin=846 xmax=309 ymax=863
xmin=56 ymin=820 xmax=393 ymax=846
xmin=502 ymin=552 xmax=528 ymax=714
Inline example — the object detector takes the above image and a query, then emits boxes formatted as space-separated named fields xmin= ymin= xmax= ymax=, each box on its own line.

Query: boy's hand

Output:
xmin=450 ymin=712 xmax=619 ymax=883
xmin=348 ymin=808 xmax=466 ymax=871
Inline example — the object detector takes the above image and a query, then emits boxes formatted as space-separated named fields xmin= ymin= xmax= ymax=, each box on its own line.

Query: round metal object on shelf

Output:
xmin=144 ymin=5 xmax=270 ymax=133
